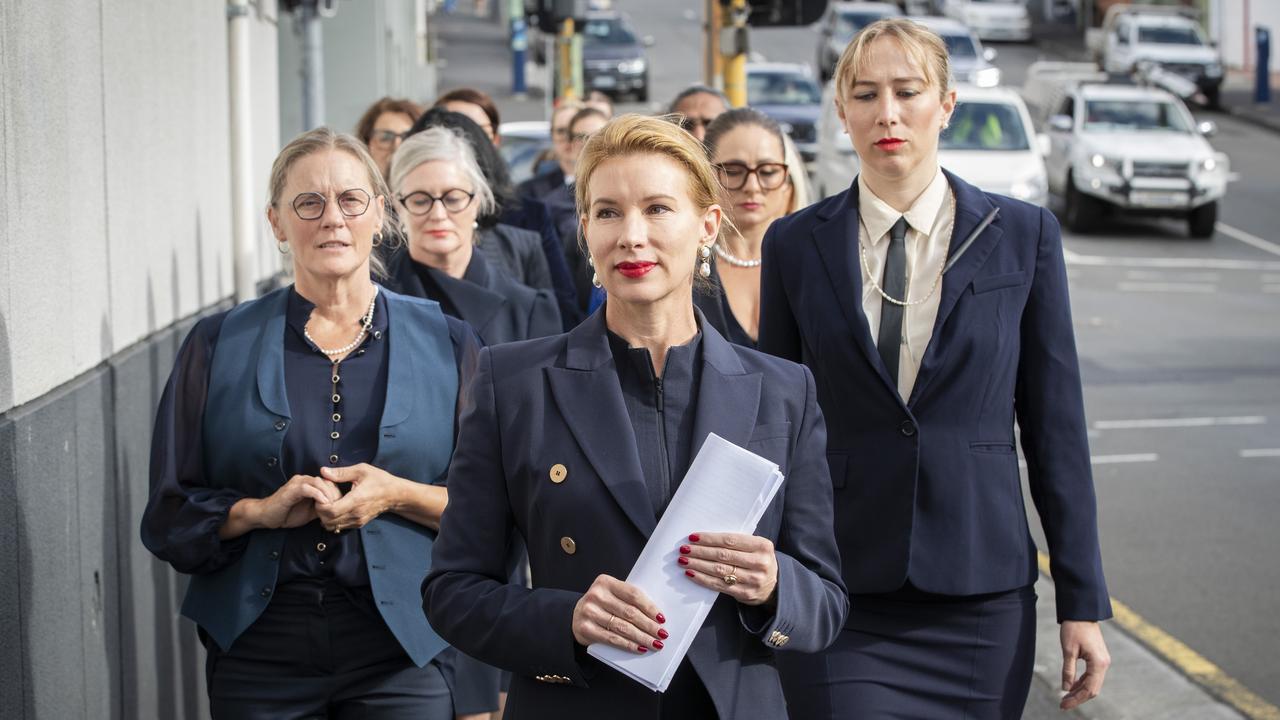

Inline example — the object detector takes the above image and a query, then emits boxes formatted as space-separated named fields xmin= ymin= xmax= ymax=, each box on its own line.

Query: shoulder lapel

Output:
xmin=910 ymin=171 xmax=1005 ymax=405
xmin=380 ymin=289 xmax=419 ymax=427
xmin=545 ymin=311 xmax=656 ymax=537
xmin=254 ymin=288 xmax=292 ymax=419
xmin=690 ymin=314 xmax=761 ymax=453
xmin=811 ymin=184 xmax=901 ymax=395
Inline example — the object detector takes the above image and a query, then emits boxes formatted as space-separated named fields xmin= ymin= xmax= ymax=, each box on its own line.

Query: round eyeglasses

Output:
xmin=291 ymin=189 xmax=372 ymax=221
xmin=716 ymin=162 xmax=790 ymax=191
xmin=398 ymin=189 xmax=476 ymax=216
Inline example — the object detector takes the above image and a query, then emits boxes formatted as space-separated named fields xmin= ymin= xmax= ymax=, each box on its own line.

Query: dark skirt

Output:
xmin=778 ymin=583 xmax=1037 ymax=720
xmin=202 ymin=579 xmax=454 ymax=720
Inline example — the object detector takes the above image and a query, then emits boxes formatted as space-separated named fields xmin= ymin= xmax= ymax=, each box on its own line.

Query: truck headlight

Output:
xmin=1010 ymin=172 xmax=1048 ymax=204
xmin=1200 ymin=157 xmax=1217 ymax=172
xmin=973 ymin=67 xmax=1001 ymax=88
xmin=617 ymin=58 xmax=646 ymax=74
xmin=1086 ymin=153 xmax=1124 ymax=178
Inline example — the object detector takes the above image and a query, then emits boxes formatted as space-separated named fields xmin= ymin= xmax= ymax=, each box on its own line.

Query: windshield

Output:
xmin=581 ymin=18 xmax=636 ymax=45
xmin=941 ymin=33 xmax=978 ymax=58
xmin=1137 ymin=25 xmax=1203 ymax=45
xmin=940 ymin=102 xmax=1030 ymax=151
xmin=748 ymin=72 xmax=822 ymax=105
xmin=1083 ymin=99 xmax=1193 ymax=132
xmin=835 ymin=11 xmax=890 ymax=40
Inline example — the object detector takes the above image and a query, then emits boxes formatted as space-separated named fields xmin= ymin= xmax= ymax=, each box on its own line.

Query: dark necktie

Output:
xmin=876 ymin=217 xmax=908 ymax=388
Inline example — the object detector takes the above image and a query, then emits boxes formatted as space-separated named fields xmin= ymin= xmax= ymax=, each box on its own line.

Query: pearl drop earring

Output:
xmin=698 ymin=245 xmax=711 ymax=279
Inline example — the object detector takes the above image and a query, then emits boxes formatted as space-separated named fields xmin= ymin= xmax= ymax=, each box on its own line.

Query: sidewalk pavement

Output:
xmin=1219 ymin=69 xmax=1280 ymax=134
xmin=434 ymin=8 xmax=1252 ymax=719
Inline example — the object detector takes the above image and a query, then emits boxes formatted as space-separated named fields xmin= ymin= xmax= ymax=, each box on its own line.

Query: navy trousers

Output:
xmin=778 ymin=583 xmax=1037 ymax=720
xmin=203 ymin=579 xmax=453 ymax=720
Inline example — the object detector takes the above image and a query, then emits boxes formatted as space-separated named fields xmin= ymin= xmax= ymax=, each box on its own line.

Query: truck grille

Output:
xmin=1161 ymin=62 xmax=1205 ymax=80
xmin=1132 ymin=161 xmax=1189 ymax=179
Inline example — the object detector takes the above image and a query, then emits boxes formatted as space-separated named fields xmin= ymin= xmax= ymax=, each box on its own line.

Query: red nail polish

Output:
xmin=677 ymin=557 xmax=689 ymax=566
xmin=653 ymin=640 xmax=664 ymax=650
xmin=656 ymin=613 xmax=666 ymax=624
xmin=679 ymin=545 xmax=691 ymax=554
xmin=685 ymin=570 xmax=695 ymax=578
xmin=637 ymin=645 xmax=648 ymax=653
xmin=658 ymin=628 xmax=669 ymax=639
xmin=689 ymin=533 xmax=700 ymax=542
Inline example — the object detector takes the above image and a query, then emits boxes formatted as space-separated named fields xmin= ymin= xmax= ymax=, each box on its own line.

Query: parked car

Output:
xmin=747 ymin=62 xmax=823 ymax=165
xmin=1087 ymin=4 xmax=1223 ymax=107
xmin=814 ymin=2 xmax=902 ymax=81
xmin=1042 ymin=80 xmax=1229 ymax=237
xmin=938 ymin=0 xmax=1032 ymax=42
xmin=580 ymin=11 xmax=652 ymax=102
xmin=498 ymin=120 xmax=550 ymax=184
xmin=814 ymin=82 xmax=1047 ymax=204
xmin=911 ymin=16 xmax=1001 ymax=87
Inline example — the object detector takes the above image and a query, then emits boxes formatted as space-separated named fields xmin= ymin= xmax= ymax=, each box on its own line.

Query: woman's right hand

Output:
xmin=571 ymin=574 xmax=668 ymax=654
xmin=253 ymin=474 xmax=341 ymax=529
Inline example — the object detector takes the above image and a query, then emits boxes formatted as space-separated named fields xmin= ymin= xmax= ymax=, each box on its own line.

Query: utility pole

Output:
xmin=721 ymin=0 xmax=749 ymax=107
xmin=704 ymin=0 xmax=723 ymax=88
xmin=557 ymin=17 xmax=581 ymax=101
xmin=298 ymin=0 xmax=325 ymax=129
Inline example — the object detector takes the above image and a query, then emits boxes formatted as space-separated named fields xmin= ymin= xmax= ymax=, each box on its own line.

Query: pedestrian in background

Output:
xmin=435 ymin=87 xmax=502 ymax=146
xmin=759 ymin=18 xmax=1112 ymax=718
xmin=354 ymin=96 xmax=424 ymax=181
xmin=141 ymin=127 xmax=481 ymax=719
xmin=519 ymin=100 xmax=584 ymax=199
xmin=555 ymin=106 xmax=612 ymax=313
xmin=422 ymin=113 xmax=847 ymax=720
xmin=668 ymin=84 xmax=729 ymax=143
xmin=696 ymin=108 xmax=797 ymax=348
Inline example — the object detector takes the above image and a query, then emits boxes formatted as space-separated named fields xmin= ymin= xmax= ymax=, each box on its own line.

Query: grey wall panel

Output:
xmin=11 ymin=385 xmax=87 ymax=719
xmin=76 ymin=372 xmax=117 ymax=720
xmin=0 ymin=416 xmax=25 ymax=719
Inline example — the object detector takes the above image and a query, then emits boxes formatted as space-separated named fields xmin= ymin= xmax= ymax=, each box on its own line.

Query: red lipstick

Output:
xmin=876 ymin=137 xmax=906 ymax=151
xmin=616 ymin=261 xmax=656 ymax=278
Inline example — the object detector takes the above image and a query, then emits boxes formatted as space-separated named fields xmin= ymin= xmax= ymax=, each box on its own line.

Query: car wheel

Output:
xmin=1064 ymin=171 xmax=1097 ymax=233
xmin=636 ymin=80 xmax=648 ymax=103
xmin=1188 ymin=201 xmax=1217 ymax=239
xmin=1203 ymin=84 xmax=1221 ymax=109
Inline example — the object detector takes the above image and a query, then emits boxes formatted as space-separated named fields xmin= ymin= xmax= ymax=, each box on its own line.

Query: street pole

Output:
xmin=510 ymin=0 xmax=528 ymax=97
xmin=722 ymin=0 xmax=748 ymax=107
xmin=558 ymin=17 xmax=578 ymax=101
xmin=299 ymin=0 xmax=325 ymax=130
xmin=228 ymin=0 xmax=257 ymax=302
xmin=705 ymin=0 xmax=722 ymax=88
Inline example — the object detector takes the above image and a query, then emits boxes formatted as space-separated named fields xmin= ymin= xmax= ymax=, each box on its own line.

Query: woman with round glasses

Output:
xmin=694 ymin=109 xmax=799 ymax=348
xmin=141 ymin=127 xmax=483 ymax=718
xmin=355 ymin=96 xmax=424 ymax=181
xmin=384 ymin=126 xmax=561 ymax=346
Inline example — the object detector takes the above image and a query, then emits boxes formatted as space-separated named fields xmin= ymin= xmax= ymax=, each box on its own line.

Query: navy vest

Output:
xmin=181 ymin=285 xmax=457 ymax=666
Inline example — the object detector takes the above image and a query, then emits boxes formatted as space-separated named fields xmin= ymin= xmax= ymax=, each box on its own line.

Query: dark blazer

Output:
xmin=476 ymin=223 xmax=553 ymax=295
xmin=516 ymin=165 xmax=566 ymax=204
xmin=499 ymin=197 xmax=584 ymax=328
xmin=384 ymin=248 xmax=560 ymax=346
xmin=423 ymin=310 xmax=848 ymax=720
xmin=758 ymin=170 xmax=1111 ymax=623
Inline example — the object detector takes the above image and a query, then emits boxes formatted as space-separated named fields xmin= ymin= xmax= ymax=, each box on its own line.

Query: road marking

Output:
xmin=1124 ymin=270 xmax=1221 ymax=282
xmin=1240 ymin=448 xmax=1280 ymax=458
xmin=1117 ymin=281 xmax=1216 ymax=293
xmin=1063 ymin=248 xmax=1280 ymax=272
xmin=1094 ymin=416 xmax=1266 ymax=430
xmin=1217 ymin=222 xmax=1280 ymax=258
xmin=1038 ymin=552 xmax=1280 ymax=720
xmin=1090 ymin=452 xmax=1159 ymax=464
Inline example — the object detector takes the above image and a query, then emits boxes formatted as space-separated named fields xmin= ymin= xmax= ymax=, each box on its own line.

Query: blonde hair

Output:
xmin=781 ymin=133 xmax=812 ymax=213
xmin=267 ymin=127 xmax=398 ymax=276
xmin=574 ymin=114 xmax=725 ymax=291
xmin=832 ymin=18 xmax=951 ymax=104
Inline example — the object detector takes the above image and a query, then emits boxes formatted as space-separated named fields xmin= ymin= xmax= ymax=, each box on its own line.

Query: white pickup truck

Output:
xmin=1086 ymin=4 xmax=1224 ymax=106
xmin=1039 ymin=77 xmax=1229 ymax=238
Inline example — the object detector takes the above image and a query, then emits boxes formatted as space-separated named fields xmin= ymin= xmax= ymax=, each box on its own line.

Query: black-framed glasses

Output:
xmin=397 ymin=189 xmax=476 ymax=216
xmin=370 ymin=129 xmax=411 ymax=148
xmin=553 ymin=127 xmax=572 ymax=140
xmin=291 ymin=189 xmax=372 ymax=220
xmin=570 ymin=131 xmax=594 ymax=143
xmin=716 ymin=162 xmax=789 ymax=191
xmin=679 ymin=116 xmax=717 ymax=132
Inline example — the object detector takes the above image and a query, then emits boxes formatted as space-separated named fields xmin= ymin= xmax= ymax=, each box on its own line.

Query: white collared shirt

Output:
xmin=858 ymin=168 xmax=956 ymax=401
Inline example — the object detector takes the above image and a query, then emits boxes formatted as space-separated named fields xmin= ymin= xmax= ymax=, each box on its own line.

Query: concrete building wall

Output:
xmin=1212 ymin=0 xmax=1280 ymax=70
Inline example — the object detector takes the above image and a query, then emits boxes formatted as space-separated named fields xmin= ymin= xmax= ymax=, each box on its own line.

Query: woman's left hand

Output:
xmin=678 ymin=532 xmax=778 ymax=606
xmin=316 ymin=463 xmax=406 ymax=533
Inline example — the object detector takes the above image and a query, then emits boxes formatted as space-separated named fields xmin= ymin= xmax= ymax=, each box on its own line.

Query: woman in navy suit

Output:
xmin=759 ymin=19 xmax=1112 ymax=719
xmin=422 ymin=114 xmax=847 ymax=719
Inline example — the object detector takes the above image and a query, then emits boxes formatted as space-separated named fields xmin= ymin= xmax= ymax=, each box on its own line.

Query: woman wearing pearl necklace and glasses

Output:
xmin=695 ymin=109 xmax=810 ymax=348
xmin=141 ymin=127 xmax=482 ymax=719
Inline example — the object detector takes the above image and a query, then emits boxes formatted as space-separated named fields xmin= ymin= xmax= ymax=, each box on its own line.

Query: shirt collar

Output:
xmin=858 ymin=166 xmax=949 ymax=247
xmin=286 ymin=284 xmax=389 ymax=342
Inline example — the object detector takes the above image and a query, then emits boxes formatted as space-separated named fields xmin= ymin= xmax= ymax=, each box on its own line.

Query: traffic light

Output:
xmin=528 ymin=0 xmax=586 ymax=34
xmin=744 ymin=0 xmax=827 ymax=27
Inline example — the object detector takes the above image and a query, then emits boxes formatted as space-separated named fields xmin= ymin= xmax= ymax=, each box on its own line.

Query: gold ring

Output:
xmin=607 ymin=614 xmax=617 ymax=632
xmin=723 ymin=573 xmax=738 ymax=586
xmin=334 ymin=526 xmax=342 ymax=534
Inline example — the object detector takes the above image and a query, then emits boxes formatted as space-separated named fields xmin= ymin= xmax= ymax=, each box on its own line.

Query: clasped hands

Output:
xmin=255 ymin=464 xmax=402 ymax=533
xmin=571 ymin=532 xmax=778 ymax=655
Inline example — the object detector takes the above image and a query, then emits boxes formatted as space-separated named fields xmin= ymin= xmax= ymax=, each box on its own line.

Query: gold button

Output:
xmin=560 ymin=536 xmax=577 ymax=555
xmin=549 ymin=463 xmax=568 ymax=483
xmin=316 ymin=542 xmax=327 ymax=552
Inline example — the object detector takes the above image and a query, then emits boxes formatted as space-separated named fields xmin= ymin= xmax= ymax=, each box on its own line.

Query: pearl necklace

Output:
xmin=714 ymin=242 xmax=762 ymax=268
xmin=304 ymin=286 xmax=379 ymax=357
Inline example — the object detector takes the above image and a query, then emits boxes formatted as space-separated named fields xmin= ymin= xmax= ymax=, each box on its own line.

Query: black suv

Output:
xmin=580 ymin=11 xmax=652 ymax=102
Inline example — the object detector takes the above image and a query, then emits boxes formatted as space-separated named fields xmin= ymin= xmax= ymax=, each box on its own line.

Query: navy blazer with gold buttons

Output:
xmin=423 ymin=309 xmax=848 ymax=720
xmin=758 ymin=170 xmax=1111 ymax=623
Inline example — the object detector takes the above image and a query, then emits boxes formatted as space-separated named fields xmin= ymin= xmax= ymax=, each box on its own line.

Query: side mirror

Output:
xmin=642 ymin=35 xmax=655 ymax=47
xmin=1048 ymin=115 xmax=1073 ymax=133
xmin=983 ymin=47 xmax=998 ymax=62
xmin=1198 ymin=120 xmax=1218 ymax=137
xmin=1036 ymin=133 xmax=1052 ymax=156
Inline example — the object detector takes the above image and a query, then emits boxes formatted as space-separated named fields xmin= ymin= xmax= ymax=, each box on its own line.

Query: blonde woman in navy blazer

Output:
xmin=760 ymin=19 xmax=1112 ymax=719
xmin=423 ymin=114 xmax=847 ymax=720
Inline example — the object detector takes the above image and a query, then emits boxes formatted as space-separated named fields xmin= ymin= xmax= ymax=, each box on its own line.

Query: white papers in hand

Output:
xmin=586 ymin=432 xmax=786 ymax=692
